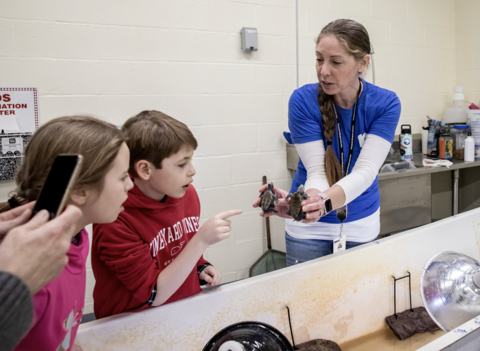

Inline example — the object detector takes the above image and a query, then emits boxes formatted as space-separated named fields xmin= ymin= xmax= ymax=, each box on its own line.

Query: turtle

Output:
xmin=286 ymin=184 xmax=309 ymax=222
xmin=259 ymin=182 xmax=278 ymax=214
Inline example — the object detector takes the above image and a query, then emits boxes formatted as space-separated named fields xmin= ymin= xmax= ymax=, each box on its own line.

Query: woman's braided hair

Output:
xmin=316 ymin=19 xmax=371 ymax=186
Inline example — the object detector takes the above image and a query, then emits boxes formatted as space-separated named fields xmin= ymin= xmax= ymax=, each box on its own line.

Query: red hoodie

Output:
xmin=92 ymin=183 xmax=208 ymax=319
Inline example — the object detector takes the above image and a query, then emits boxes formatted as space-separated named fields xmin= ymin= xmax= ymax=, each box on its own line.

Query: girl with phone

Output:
xmin=0 ymin=116 xmax=133 ymax=351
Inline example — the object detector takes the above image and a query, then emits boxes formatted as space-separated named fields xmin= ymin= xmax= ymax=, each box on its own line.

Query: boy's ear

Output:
xmin=135 ymin=160 xmax=152 ymax=180
xmin=70 ymin=188 xmax=88 ymax=206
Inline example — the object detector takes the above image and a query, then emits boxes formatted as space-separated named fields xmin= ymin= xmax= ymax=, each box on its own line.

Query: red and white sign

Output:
xmin=0 ymin=87 xmax=39 ymax=132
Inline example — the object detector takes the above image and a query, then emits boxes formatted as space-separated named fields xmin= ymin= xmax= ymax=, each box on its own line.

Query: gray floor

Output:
xmin=81 ymin=313 xmax=96 ymax=324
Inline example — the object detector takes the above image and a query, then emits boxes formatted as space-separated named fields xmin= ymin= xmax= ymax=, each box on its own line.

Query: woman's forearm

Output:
xmin=322 ymin=185 xmax=346 ymax=210
xmin=306 ymin=188 xmax=321 ymax=198
xmin=333 ymin=134 xmax=391 ymax=206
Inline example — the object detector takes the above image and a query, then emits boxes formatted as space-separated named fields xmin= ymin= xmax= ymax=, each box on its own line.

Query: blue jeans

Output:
xmin=285 ymin=232 xmax=376 ymax=267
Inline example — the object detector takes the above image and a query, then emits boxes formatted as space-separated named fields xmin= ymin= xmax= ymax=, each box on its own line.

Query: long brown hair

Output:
xmin=0 ymin=116 xmax=125 ymax=212
xmin=316 ymin=19 xmax=371 ymax=186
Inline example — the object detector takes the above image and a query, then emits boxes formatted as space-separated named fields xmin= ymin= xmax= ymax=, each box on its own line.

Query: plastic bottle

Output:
xmin=450 ymin=125 xmax=469 ymax=150
xmin=445 ymin=134 xmax=453 ymax=159
xmin=439 ymin=135 xmax=446 ymax=159
xmin=465 ymin=132 xmax=475 ymax=161
xmin=444 ymin=87 xmax=468 ymax=123
xmin=422 ymin=127 xmax=429 ymax=155
xmin=467 ymin=110 xmax=480 ymax=156
xmin=399 ymin=124 xmax=412 ymax=161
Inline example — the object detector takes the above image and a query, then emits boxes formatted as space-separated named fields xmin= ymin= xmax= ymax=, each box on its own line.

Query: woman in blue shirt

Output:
xmin=254 ymin=19 xmax=401 ymax=266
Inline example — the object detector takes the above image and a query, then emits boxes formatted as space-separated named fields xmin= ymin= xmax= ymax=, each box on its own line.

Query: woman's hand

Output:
xmin=253 ymin=184 xmax=292 ymax=219
xmin=0 ymin=205 xmax=82 ymax=294
xmin=0 ymin=202 xmax=35 ymax=241
xmin=301 ymin=194 xmax=326 ymax=223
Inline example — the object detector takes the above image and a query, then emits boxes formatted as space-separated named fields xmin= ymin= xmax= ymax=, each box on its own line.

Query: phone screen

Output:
xmin=32 ymin=155 xmax=81 ymax=219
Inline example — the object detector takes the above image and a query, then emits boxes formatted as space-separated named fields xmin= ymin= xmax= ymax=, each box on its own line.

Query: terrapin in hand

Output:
xmin=286 ymin=184 xmax=309 ymax=222
xmin=259 ymin=182 xmax=278 ymax=214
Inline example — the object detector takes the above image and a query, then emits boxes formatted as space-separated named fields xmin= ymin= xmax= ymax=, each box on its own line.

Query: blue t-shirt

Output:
xmin=287 ymin=78 xmax=401 ymax=223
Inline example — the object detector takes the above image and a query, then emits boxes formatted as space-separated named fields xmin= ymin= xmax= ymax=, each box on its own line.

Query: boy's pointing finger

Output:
xmin=217 ymin=209 xmax=242 ymax=220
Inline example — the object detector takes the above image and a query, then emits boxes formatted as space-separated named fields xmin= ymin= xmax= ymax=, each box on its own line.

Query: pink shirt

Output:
xmin=15 ymin=229 xmax=89 ymax=351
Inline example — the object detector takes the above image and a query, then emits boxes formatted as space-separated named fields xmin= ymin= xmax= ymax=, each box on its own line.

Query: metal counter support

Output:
xmin=453 ymin=169 xmax=459 ymax=215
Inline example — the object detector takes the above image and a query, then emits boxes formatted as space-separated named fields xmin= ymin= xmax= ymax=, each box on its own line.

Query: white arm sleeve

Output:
xmin=294 ymin=140 xmax=330 ymax=193
xmin=295 ymin=135 xmax=391 ymax=205
xmin=335 ymin=134 xmax=391 ymax=206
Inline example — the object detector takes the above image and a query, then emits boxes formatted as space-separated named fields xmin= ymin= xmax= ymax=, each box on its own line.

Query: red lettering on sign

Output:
xmin=0 ymin=94 xmax=11 ymax=102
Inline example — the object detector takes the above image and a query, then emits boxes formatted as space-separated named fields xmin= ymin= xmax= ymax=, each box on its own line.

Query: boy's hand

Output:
xmin=197 ymin=210 xmax=242 ymax=246
xmin=199 ymin=265 xmax=221 ymax=287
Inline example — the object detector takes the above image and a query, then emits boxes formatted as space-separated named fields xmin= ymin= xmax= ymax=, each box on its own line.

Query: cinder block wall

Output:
xmin=298 ymin=0 xmax=457 ymax=134
xmin=455 ymin=0 xmax=480 ymax=104
xmin=0 ymin=0 xmax=457 ymax=315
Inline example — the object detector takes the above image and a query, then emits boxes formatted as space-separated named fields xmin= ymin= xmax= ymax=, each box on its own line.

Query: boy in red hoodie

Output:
xmin=92 ymin=110 xmax=241 ymax=318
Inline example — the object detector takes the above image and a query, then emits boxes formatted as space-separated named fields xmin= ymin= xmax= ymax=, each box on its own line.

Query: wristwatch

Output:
xmin=318 ymin=193 xmax=333 ymax=216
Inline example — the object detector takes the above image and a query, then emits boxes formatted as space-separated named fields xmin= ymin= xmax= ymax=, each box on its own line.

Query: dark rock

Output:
xmin=385 ymin=306 xmax=439 ymax=341
xmin=296 ymin=339 xmax=342 ymax=351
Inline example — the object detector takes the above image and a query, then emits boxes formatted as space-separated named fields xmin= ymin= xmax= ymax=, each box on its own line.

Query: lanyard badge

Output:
xmin=333 ymin=231 xmax=346 ymax=253
xmin=333 ymin=205 xmax=348 ymax=253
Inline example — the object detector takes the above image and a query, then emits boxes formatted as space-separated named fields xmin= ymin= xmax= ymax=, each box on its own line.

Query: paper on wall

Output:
xmin=0 ymin=116 xmax=20 ymax=132
xmin=0 ymin=136 xmax=23 ymax=158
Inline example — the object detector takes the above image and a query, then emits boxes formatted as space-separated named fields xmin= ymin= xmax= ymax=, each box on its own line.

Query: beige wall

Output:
xmin=455 ymin=0 xmax=480 ymax=105
xmin=298 ymin=0 xmax=457 ymax=134
xmin=0 ymin=0 xmax=463 ymax=315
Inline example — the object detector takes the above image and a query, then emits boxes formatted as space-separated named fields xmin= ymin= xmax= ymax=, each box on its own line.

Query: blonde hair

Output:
xmin=316 ymin=19 xmax=371 ymax=186
xmin=0 ymin=116 xmax=125 ymax=212
xmin=122 ymin=110 xmax=197 ymax=177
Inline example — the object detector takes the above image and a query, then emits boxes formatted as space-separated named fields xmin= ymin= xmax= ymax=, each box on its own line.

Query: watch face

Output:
xmin=324 ymin=199 xmax=333 ymax=213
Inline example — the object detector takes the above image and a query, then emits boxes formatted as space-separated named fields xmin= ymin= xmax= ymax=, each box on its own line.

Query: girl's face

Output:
xmin=81 ymin=142 xmax=133 ymax=224
xmin=315 ymin=35 xmax=367 ymax=96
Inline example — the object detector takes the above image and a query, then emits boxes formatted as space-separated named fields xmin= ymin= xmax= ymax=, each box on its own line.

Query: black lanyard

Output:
xmin=330 ymin=81 xmax=362 ymax=176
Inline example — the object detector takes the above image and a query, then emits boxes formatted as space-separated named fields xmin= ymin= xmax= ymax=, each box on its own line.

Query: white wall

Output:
xmin=297 ymin=0 xmax=457 ymax=134
xmin=455 ymin=0 xmax=480 ymax=105
xmin=0 ymin=0 xmax=459 ymax=315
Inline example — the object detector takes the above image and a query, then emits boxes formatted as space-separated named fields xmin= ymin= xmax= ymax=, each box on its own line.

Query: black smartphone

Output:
xmin=31 ymin=155 xmax=83 ymax=219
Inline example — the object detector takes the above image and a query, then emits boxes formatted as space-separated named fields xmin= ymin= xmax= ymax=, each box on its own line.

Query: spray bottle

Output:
xmin=400 ymin=124 xmax=413 ymax=161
